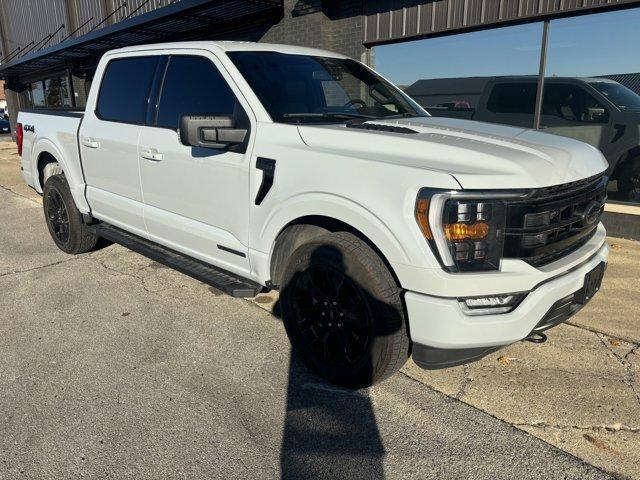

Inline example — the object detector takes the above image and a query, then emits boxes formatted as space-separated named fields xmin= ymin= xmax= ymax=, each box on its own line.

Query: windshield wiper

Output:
xmin=282 ymin=112 xmax=377 ymax=122
xmin=383 ymin=112 xmax=424 ymax=119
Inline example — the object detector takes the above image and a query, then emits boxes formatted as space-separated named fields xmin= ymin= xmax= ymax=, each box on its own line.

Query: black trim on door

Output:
xmin=217 ymin=244 xmax=247 ymax=258
xmin=146 ymin=56 xmax=169 ymax=126
xmin=255 ymin=157 xmax=276 ymax=205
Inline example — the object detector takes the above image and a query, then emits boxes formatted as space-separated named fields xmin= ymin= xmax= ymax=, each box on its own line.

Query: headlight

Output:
xmin=415 ymin=189 xmax=523 ymax=272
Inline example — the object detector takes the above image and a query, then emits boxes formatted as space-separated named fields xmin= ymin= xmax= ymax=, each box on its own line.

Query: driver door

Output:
xmin=541 ymin=83 xmax=612 ymax=152
xmin=137 ymin=53 xmax=253 ymax=277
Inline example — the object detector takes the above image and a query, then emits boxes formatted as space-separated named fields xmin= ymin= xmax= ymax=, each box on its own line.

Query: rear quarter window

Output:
xmin=486 ymin=83 xmax=537 ymax=114
xmin=96 ymin=56 xmax=159 ymax=124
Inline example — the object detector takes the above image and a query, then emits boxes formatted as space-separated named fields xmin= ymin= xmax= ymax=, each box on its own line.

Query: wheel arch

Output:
xmin=36 ymin=150 xmax=61 ymax=190
xmin=32 ymin=138 xmax=90 ymax=213
xmin=612 ymin=146 xmax=640 ymax=180
xmin=268 ymin=215 xmax=403 ymax=290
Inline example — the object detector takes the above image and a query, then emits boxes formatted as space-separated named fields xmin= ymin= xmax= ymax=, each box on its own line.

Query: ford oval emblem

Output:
xmin=579 ymin=201 xmax=601 ymax=227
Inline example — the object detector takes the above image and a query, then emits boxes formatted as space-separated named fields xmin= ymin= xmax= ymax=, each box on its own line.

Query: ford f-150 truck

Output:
xmin=17 ymin=42 xmax=609 ymax=388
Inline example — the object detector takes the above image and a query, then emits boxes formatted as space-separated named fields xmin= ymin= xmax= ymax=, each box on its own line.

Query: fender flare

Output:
xmin=32 ymin=138 xmax=90 ymax=212
xmin=260 ymin=193 xmax=412 ymax=272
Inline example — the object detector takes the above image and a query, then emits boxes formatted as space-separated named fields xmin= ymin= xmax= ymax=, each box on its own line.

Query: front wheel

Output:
xmin=43 ymin=174 xmax=99 ymax=254
xmin=618 ymin=157 xmax=640 ymax=202
xmin=279 ymin=232 xmax=410 ymax=389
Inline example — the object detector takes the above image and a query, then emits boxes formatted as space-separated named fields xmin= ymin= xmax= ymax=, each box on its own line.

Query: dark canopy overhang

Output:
xmin=0 ymin=0 xmax=283 ymax=88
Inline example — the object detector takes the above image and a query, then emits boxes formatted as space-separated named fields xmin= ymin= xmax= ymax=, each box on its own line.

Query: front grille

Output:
xmin=503 ymin=174 xmax=607 ymax=266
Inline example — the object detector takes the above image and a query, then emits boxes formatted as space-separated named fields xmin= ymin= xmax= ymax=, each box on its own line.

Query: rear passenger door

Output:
xmin=476 ymin=82 xmax=537 ymax=128
xmin=80 ymin=55 xmax=162 ymax=236
xmin=137 ymin=53 xmax=253 ymax=276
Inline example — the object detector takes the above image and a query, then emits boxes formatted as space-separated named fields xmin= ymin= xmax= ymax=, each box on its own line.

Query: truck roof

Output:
xmin=104 ymin=41 xmax=349 ymax=60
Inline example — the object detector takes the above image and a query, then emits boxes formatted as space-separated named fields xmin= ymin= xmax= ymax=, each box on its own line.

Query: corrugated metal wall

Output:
xmin=70 ymin=0 xmax=107 ymax=37
xmin=364 ymin=0 xmax=640 ymax=44
xmin=112 ymin=0 xmax=181 ymax=21
xmin=0 ymin=0 xmax=68 ymax=56
xmin=0 ymin=0 xmax=181 ymax=61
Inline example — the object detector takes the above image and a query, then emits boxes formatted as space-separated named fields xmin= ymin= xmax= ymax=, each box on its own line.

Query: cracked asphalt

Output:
xmin=0 ymin=141 xmax=637 ymax=479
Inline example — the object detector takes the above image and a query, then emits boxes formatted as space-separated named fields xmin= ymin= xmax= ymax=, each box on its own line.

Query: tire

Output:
xmin=43 ymin=173 xmax=99 ymax=254
xmin=279 ymin=232 xmax=410 ymax=389
xmin=618 ymin=157 xmax=640 ymax=202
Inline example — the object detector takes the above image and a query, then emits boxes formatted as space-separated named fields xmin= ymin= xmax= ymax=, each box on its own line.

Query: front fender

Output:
xmin=256 ymin=193 xmax=413 ymax=281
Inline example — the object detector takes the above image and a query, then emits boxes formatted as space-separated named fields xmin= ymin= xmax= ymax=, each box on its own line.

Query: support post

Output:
xmin=533 ymin=20 xmax=550 ymax=130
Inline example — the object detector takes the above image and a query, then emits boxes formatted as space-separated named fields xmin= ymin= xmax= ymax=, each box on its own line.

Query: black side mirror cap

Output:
xmin=179 ymin=115 xmax=247 ymax=149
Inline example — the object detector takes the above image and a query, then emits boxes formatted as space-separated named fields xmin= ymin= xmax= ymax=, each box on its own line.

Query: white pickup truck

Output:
xmin=17 ymin=42 xmax=609 ymax=388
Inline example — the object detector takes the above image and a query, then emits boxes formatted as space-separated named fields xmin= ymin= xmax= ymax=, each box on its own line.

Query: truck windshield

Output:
xmin=589 ymin=81 xmax=640 ymax=111
xmin=228 ymin=51 xmax=423 ymax=123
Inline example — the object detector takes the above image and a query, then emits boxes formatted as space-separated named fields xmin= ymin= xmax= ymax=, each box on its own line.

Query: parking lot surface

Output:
xmin=0 ymin=140 xmax=637 ymax=479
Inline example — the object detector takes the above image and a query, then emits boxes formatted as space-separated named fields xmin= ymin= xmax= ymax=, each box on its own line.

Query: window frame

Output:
xmin=94 ymin=55 xmax=163 ymax=126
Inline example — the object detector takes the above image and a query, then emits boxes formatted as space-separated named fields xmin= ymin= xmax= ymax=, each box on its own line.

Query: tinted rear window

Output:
xmin=486 ymin=83 xmax=537 ymax=114
xmin=156 ymin=56 xmax=236 ymax=130
xmin=97 ymin=56 xmax=159 ymax=124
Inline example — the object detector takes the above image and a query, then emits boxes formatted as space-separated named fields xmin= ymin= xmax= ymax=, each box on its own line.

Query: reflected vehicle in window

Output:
xmin=418 ymin=76 xmax=640 ymax=202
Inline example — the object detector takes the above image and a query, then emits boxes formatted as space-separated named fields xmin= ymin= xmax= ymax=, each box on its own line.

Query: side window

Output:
xmin=542 ymin=84 xmax=609 ymax=124
xmin=97 ymin=56 xmax=159 ymax=124
xmin=486 ymin=83 xmax=537 ymax=114
xmin=156 ymin=56 xmax=237 ymax=130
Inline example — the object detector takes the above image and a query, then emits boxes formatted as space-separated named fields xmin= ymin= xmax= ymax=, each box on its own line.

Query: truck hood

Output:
xmin=297 ymin=116 xmax=608 ymax=189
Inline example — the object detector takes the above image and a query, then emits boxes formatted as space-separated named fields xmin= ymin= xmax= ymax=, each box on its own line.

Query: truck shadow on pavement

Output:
xmin=274 ymin=244 xmax=407 ymax=479
xmin=279 ymin=355 xmax=386 ymax=479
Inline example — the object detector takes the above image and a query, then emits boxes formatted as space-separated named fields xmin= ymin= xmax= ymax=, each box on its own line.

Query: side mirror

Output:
xmin=584 ymin=107 xmax=608 ymax=123
xmin=179 ymin=115 xmax=247 ymax=149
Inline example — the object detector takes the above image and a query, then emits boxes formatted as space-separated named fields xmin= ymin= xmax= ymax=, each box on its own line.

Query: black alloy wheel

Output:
xmin=46 ymin=188 xmax=70 ymax=245
xmin=291 ymin=264 xmax=371 ymax=367
xmin=280 ymin=232 xmax=410 ymax=388
xmin=42 ymin=173 xmax=99 ymax=254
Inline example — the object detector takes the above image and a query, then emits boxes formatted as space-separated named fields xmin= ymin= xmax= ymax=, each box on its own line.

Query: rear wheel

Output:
xmin=618 ymin=157 xmax=640 ymax=202
xmin=43 ymin=174 xmax=99 ymax=254
xmin=280 ymin=232 xmax=409 ymax=388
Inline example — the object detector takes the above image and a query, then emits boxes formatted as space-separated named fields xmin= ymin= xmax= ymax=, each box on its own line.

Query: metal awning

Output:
xmin=0 ymin=0 xmax=282 ymax=86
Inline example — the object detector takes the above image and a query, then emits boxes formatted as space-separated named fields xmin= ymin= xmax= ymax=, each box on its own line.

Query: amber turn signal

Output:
xmin=443 ymin=222 xmax=489 ymax=241
xmin=415 ymin=198 xmax=433 ymax=240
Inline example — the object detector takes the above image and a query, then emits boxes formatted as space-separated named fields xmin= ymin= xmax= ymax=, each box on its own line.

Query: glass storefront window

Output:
xmin=26 ymin=74 xmax=74 ymax=109
xmin=546 ymin=8 xmax=640 ymax=203
xmin=31 ymin=81 xmax=45 ymax=107
xmin=44 ymin=76 xmax=72 ymax=108
xmin=373 ymin=23 xmax=542 ymax=123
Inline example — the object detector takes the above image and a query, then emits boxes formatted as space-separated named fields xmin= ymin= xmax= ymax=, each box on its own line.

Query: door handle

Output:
xmin=140 ymin=148 xmax=164 ymax=162
xmin=81 ymin=137 xmax=100 ymax=149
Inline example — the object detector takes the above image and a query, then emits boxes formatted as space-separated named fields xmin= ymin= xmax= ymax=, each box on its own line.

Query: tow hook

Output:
xmin=524 ymin=331 xmax=547 ymax=344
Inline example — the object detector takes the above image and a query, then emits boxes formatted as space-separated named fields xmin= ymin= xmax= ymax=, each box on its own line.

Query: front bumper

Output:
xmin=406 ymin=239 xmax=609 ymax=369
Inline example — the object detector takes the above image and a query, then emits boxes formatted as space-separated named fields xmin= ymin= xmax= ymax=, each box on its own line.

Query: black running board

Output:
xmin=94 ymin=223 xmax=263 ymax=298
